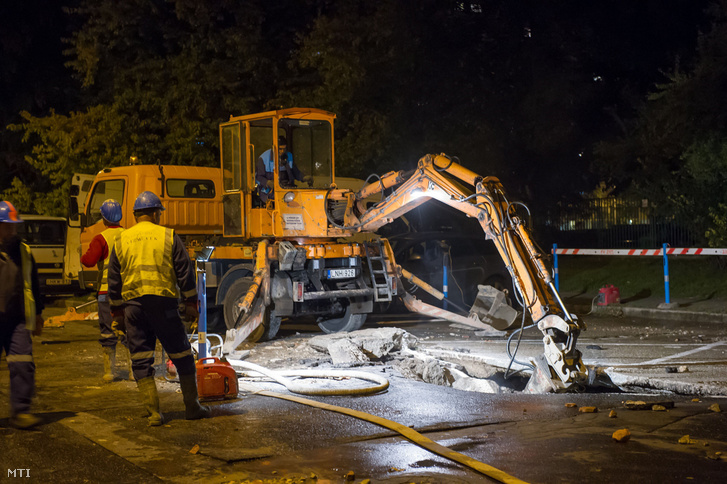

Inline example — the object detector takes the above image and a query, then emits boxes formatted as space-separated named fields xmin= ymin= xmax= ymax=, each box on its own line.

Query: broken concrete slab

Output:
xmin=449 ymin=368 xmax=501 ymax=394
xmin=394 ymin=350 xmax=502 ymax=394
xmin=417 ymin=347 xmax=499 ymax=379
xmin=328 ymin=338 xmax=370 ymax=366
xmin=394 ymin=354 xmax=455 ymax=386
xmin=308 ymin=327 xmax=413 ymax=359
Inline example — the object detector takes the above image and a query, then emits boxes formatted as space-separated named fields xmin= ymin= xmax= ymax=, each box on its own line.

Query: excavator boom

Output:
xmin=344 ymin=154 xmax=588 ymax=390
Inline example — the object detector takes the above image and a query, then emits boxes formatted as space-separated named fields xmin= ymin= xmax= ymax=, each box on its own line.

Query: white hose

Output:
xmin=227 ymin=359 xmax=389 ymax=396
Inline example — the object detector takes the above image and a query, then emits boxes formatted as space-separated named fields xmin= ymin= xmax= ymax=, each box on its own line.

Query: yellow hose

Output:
xmin=236 ymin=380 xmax=529 ymax=484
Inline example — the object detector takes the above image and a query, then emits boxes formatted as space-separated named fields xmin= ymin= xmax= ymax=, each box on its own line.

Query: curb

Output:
xmin=571 ymin=304 xmax=727 ymax=323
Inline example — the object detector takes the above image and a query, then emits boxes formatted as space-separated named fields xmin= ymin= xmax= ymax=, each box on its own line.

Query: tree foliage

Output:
xmin=594 ymin=1 xmax=727 ymax=245
xmin=2 ymin=0 xmax=715 ymax=229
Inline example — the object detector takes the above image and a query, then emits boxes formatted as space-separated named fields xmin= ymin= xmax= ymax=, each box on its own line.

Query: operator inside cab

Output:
xmin=255 ymin=136 xmax=311 ymax=203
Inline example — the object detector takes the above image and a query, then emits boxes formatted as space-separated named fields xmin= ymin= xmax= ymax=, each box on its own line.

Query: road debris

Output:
xmin=652 ymin=405 xmax=667 ymax=411
xmin=624 ymin=400 xmax=674 ymax=410
xmin=612 ymin=429 xmax=631 ymax=442
xmin=579 ymin=406 xmax=597 ymax=413
xmin=189 ymin=444 xmax=200 ymax=454
xmin=565 ymin=403 xmax=577 ymax=408
xmin=678 ymin=435 xmax=697 ymax=445
xmin=609 ymin=410 xmax=617 ymax=418
xmin=44 ymin=306 xmax=96 ymax=327
xmin=708 ymin=403 xmax=721 ymax=413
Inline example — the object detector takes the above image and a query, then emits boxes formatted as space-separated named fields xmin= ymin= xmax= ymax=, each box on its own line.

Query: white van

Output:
xmin=17 ymin=215 xmax=77 ymax=294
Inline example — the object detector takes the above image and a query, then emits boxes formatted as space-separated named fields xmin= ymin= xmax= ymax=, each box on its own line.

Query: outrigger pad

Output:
xmin=469 ymin=285 xmax=518 ymax=331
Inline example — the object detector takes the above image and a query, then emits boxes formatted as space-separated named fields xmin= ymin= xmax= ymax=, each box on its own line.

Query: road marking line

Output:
xmin=637 ymin=341 xmax=727 ymax=366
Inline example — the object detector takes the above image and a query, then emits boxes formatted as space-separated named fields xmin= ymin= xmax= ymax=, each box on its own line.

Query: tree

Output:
xmin=594 ymin=1 xmax=727 ymax=245
xmin=4 ymin=0 xmax=326 ymax=213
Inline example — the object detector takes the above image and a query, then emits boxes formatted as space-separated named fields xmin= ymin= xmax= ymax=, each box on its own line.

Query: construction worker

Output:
xmin=80 ymin=199 xmax=131 ymax=381
xmin=0 ymin=201 xmax=44 ymax=429
xmin=256 ymin=135 xmax=311 ymax=202
xmin=107 ymin=191 xmax=210 ymax=426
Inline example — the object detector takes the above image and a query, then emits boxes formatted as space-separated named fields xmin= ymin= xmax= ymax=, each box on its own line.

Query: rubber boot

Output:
xmin=102 ymin=346 xmax=116 ymax=382
xmin=10 ymin=413 xmax=41 ymax=430
xmin=136 ymin=377 xmax=163 ymax=426
xmin=178 ymin=373 xmax=211 ymax=420
xmin=125 ymin=347 xmax=134 ymax=381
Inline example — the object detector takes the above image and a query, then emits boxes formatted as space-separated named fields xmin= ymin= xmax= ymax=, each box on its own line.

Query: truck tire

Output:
xmin=223 ymin=278 xmax=281 ymax=342
xmin=317 ymin=306 xmax=367 ymax=334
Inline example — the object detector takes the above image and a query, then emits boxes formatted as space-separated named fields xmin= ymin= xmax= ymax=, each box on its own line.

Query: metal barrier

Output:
xmin=552 ymin=243 xmax=727 ymax=307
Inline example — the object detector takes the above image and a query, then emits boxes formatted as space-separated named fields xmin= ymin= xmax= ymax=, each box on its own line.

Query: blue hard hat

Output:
xmin=0 ymin=201 xmax=23 ymax=223
xmin=133 ymin=191 xmax=165 ymax=211
xmin=100 ymin=199 xmax=122 ymax=223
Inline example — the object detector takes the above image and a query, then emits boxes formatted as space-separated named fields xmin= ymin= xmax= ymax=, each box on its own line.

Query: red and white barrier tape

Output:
xmin=553 ymin=248 xmax=727 ymax=256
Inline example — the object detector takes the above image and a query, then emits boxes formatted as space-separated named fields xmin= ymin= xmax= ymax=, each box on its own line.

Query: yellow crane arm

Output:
xmin=347 ymin=153 xmax=587 ymax=389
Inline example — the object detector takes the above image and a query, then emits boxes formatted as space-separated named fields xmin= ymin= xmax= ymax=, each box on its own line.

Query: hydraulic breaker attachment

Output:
xmin=524 ymin=314 xmax=588 ymax=392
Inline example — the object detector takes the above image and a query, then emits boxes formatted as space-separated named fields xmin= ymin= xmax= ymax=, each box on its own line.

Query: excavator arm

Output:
xmin=342 ymin=154 xmax=588 ymax=391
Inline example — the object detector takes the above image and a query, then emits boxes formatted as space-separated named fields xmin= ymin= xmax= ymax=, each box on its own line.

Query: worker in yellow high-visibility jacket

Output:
xmin=107 ymin=191 xmax=210 ymax=426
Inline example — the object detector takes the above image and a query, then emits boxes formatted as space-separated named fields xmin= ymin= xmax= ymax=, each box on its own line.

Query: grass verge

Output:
xmin=556 ymin=255 xmax=727 ymax=301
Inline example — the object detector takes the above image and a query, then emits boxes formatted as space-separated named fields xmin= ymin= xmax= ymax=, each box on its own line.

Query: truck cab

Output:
xmin=219 ymin=108 xmax=339 ymax=239
xmin=77 ymin=164 xmax=224 ymax=290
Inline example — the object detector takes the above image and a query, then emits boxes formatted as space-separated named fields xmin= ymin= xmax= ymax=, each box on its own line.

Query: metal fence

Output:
xmin=540 ymin=198 xmax=699 ymax=249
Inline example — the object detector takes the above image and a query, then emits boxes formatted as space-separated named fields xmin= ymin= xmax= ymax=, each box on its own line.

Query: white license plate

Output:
xmin=46 ymin=278 xmax=71 ymax=286
xmin=326 ymin=268 xmax=356 ymax=279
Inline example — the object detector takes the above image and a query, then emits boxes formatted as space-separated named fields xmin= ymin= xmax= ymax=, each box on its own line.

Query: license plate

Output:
xmin=46 ymin=278 xmax=71 ymax=286
xmin=326 ymin=268 xmax=356 ymax=279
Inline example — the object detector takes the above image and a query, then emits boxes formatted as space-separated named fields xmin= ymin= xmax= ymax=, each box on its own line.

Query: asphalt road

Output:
xmin=1 ymin=302 xmax=726 ymax=483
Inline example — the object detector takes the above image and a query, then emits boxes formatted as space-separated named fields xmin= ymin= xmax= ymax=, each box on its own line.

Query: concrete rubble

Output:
xmin=307 ymin=327 xmax=504 ymax=394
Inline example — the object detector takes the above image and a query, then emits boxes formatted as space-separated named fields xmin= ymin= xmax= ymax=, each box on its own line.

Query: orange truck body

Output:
xmin=78 ymin=164 xmax=223 ymax=290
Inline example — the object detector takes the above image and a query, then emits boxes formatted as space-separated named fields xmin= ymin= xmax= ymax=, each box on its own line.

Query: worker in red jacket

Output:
xmin=81 ymin=199 xmax=131 ymax=381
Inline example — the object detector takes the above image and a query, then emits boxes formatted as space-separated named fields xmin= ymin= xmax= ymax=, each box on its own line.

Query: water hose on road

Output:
xmin=230 ymin=360 xmax=529 ymax=483
xmin=227 ymin=359 xmax=390 ymax=396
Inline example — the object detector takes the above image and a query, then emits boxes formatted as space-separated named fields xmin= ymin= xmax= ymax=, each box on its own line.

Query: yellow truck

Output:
xmin=76 ymin=164 xmax=224 ymax=289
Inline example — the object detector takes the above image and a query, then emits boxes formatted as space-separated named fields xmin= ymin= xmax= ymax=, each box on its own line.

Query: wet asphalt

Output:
xmin=1 ymin=301 xmax=726 ymax=483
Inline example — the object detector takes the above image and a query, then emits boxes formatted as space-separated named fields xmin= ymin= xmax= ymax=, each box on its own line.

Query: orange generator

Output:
xmin=196 ymin=357 xmax=239 ymax=400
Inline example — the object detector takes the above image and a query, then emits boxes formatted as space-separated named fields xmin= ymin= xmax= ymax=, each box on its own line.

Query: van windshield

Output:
xmin=19 ymin=220 xmax=66 ymax=245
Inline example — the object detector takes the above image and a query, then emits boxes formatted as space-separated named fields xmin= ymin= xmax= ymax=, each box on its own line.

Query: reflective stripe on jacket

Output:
xmin=20 ymin=242 xmax=37 ymax=330
xmin=98 ymin=227 xmax=125 ymax=292
xmin=113 ymin=222 xmax=178 ymax=301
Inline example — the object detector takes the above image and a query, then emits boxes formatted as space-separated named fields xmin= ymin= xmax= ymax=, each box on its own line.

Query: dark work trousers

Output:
xmin=124 ymin=295 xmax=194 ymax=381
xmin=0 ymin=322 xmax=35 ymax=416
xmin=97 ymin=294 xmax=126 ymax=348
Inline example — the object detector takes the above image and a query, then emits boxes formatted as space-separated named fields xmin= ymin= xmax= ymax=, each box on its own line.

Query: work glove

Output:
xmin=111 ymin=308 xmax=126 ymax=336
xmin=183 ymin=300 xmax=199 ymax=332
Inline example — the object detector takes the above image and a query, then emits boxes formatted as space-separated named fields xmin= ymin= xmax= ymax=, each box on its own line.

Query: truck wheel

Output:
xmin=223 ymin=278 xmax=281 ymax=342
xmin=318 ymin=306 xmax=367 ymax=334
